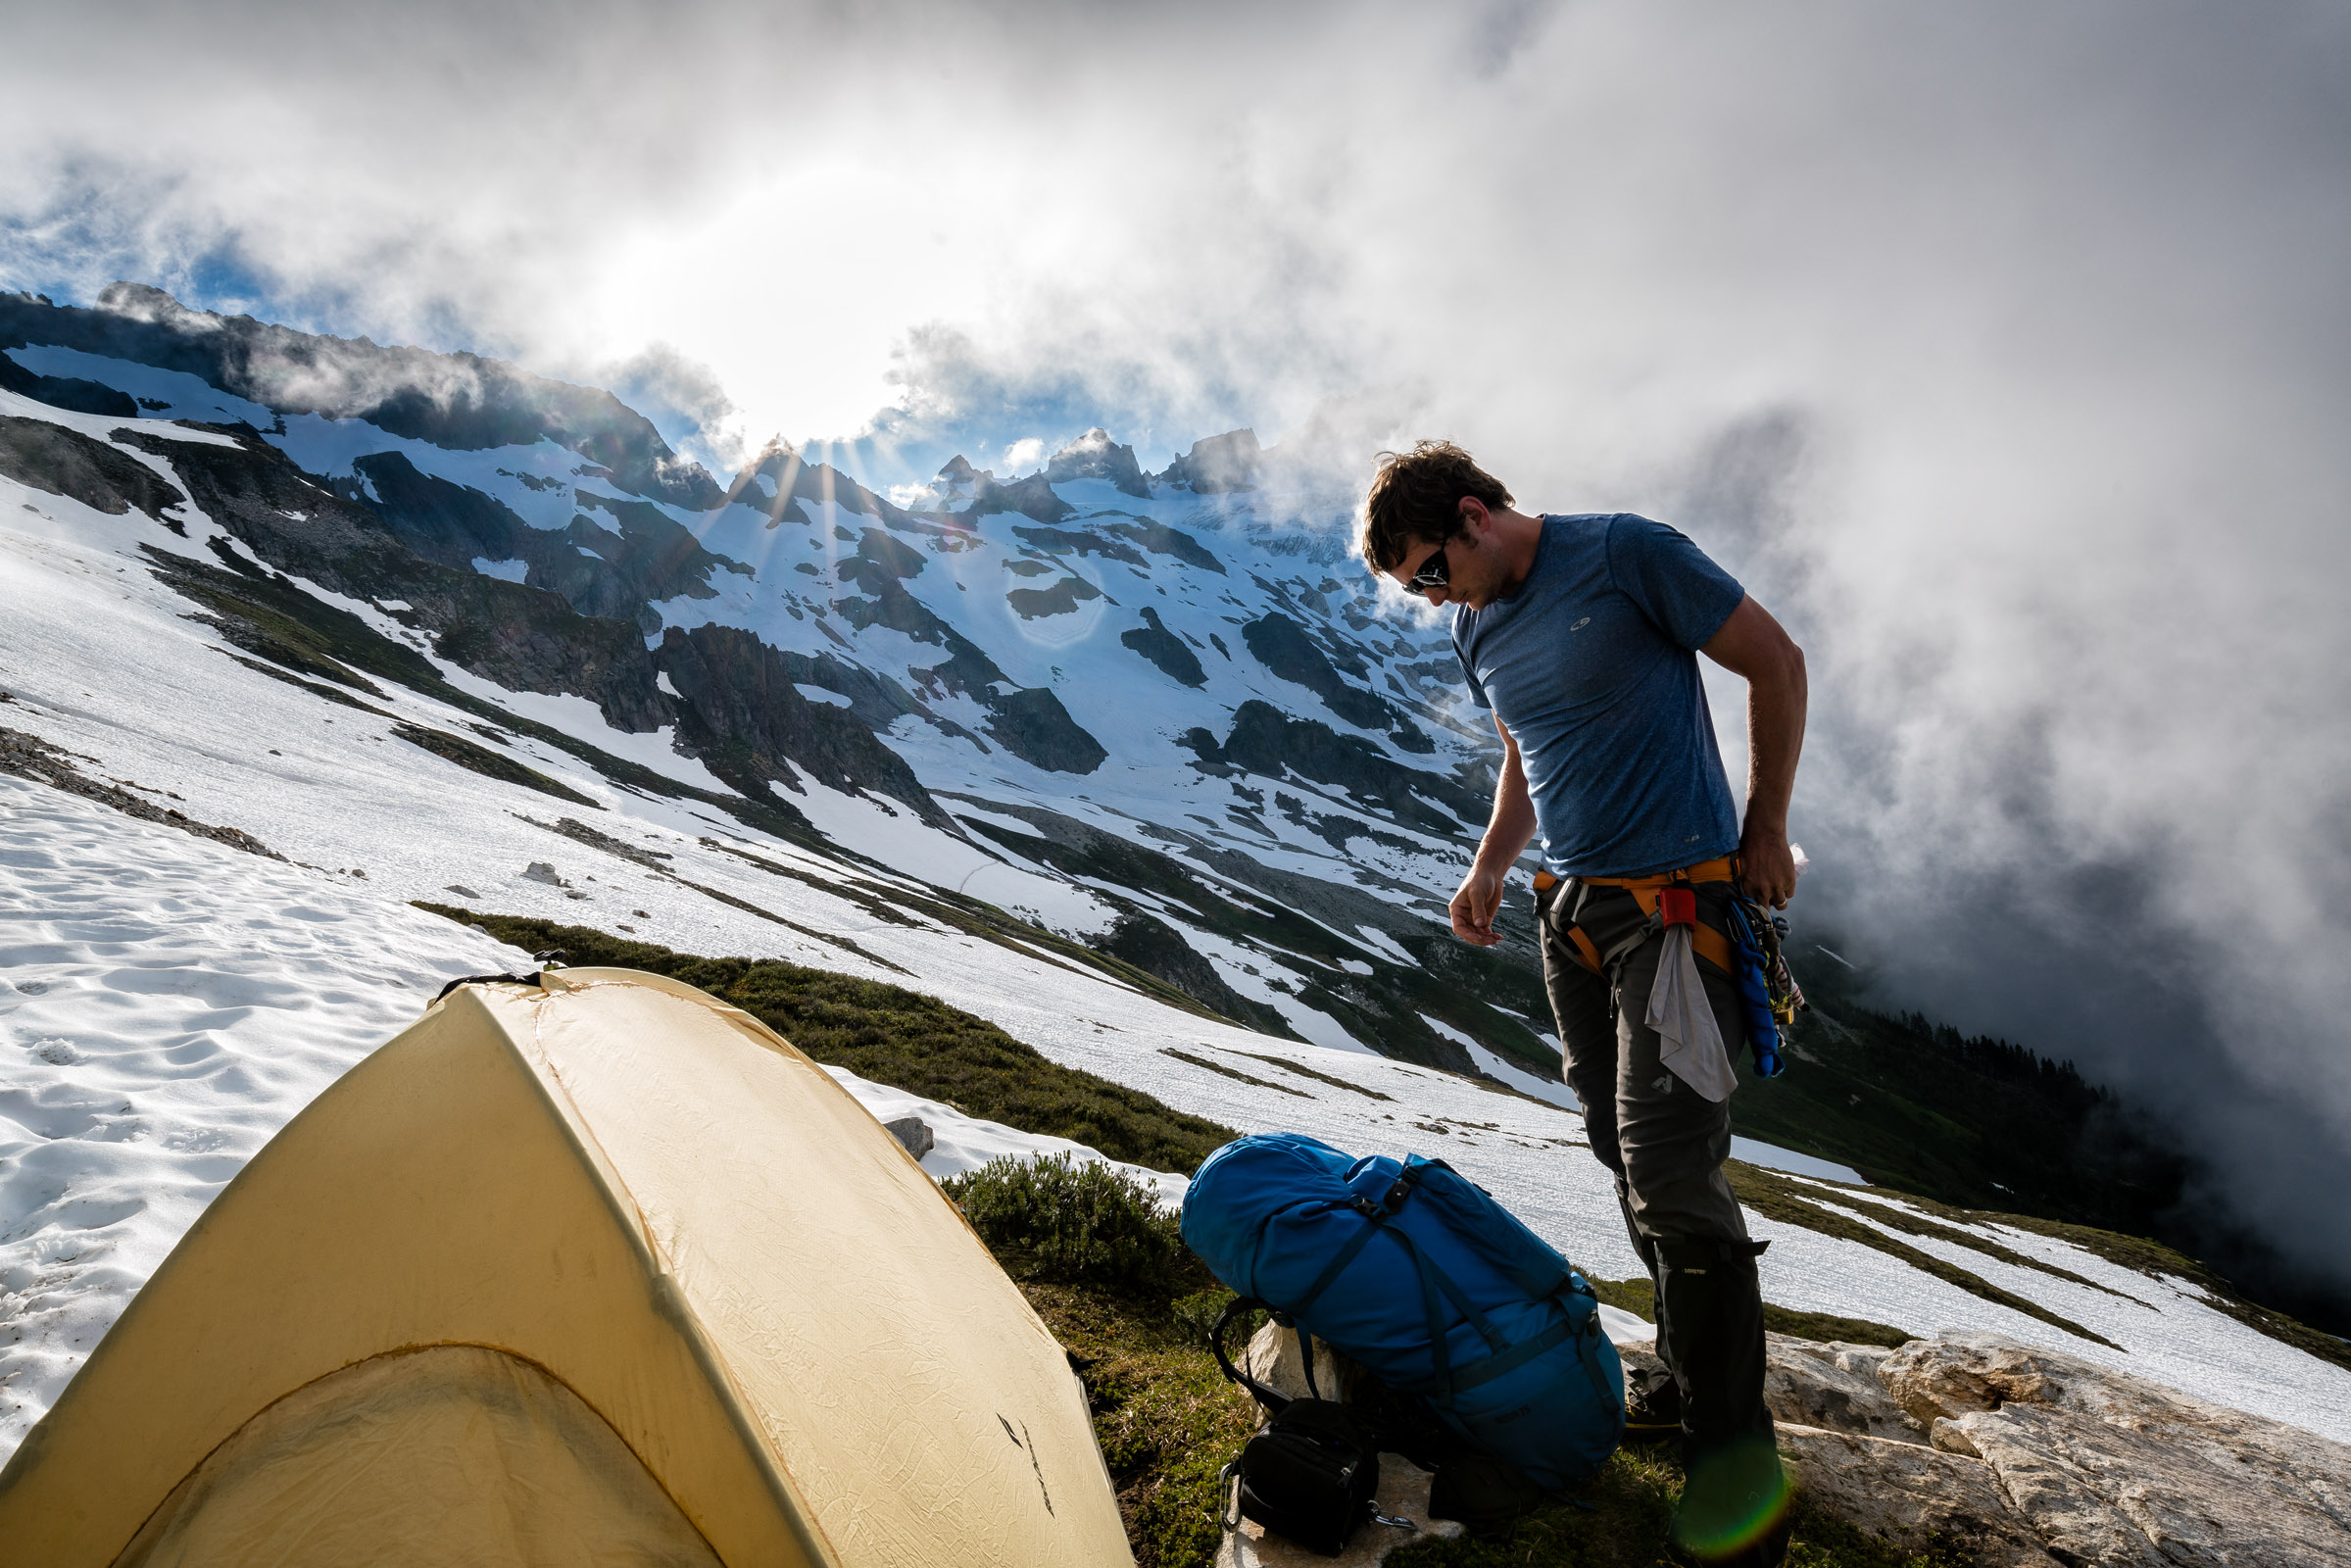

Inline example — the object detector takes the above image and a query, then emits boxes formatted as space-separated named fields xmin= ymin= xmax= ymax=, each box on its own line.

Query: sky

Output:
xmin=5 ymin=0 xmax=2349 ymax=1305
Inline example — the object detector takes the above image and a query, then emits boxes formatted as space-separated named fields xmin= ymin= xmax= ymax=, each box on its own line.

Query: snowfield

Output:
xmin=6 ymin=769 xmax=2351 ymax=1459
xmin=5 ymin=366 xmax=2351 ymax=1468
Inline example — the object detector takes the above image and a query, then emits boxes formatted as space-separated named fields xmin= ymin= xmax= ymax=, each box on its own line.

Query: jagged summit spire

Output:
xmin=1045 ymin=428 xmax=1150 ymax=498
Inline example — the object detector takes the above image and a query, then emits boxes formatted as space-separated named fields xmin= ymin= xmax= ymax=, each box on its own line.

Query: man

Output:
xmin=1360 ymin=440 xmax=1805 ymax=1567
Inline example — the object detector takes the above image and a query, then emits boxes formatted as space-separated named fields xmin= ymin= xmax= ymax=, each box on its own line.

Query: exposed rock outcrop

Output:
xmin=1160 ymin=427 xmax=1263 ymax=493
xmin=1210 ymin=701 xmax=1482 ymax=837
xmin=113 ymin=424 xmax=672 ymax=734
xmin=1006 ymin=574 xmax=1103 ymax=619
xmin=348 ymin=453 xmax=751 ymax=635
xmin=1099 ymin=515 xmax=1226 ymax=573
xmin=1013 ymin=523 xmax=1151 ymax=568
xmin=1242 ymin=612 xmax=1405 ymax=736
xmin=980 ymin=685 xmax=1106 ymax=775
xmin=0 ymin=416 xmax=186 ymax=522
xmin=1740 ymin=1330 xmax=2351 ymax=1566
xmin=656 ymin=624 xmax=956 ymax=829
xmin=0 ymin=338 xmax=139 ymax=416
xmin=1119 ymin=607 xmax=1206 ymax=687
xmin=0 ymin=721 xmax=283 ymax=859
xmin=1881 ymin=1335 xmax=2351 ymax=1566
xmin=735 ymin=445 xmax=930 ymax=530
xmin=960 ymin=470 xmax=1073 ymax=524
xmin=2 ymin=285 xmax=725 ymax=509
xmin=1093 ymin=909 xmax=1254 ymax=1021
xmin=1778 ymin=1425 xmax=2064 ymax=1567
xmin=1044 ymin=427 xmax=1151 ymax=497
xmin=1764 ymin=1337 xmax=1927 ymax=1445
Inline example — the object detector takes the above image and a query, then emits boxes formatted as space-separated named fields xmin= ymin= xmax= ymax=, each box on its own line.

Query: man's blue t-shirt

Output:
xmin=1454 ymin=514 xmax=1744 ymax=877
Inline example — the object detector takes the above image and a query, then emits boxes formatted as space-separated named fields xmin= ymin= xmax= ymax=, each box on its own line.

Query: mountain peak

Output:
xmin=1044 ymin=427 xmax=1149 ymax=498
xmin=1158 ymin=427 xmax=1261 ymax=494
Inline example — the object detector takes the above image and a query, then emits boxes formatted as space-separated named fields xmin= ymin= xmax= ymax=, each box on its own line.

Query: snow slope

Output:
xmin=5 ymin=754 xmax=2348 ymax=1454
xmin=0 ymin=778 xmax=1172 ymax=1454
xmin=5 ymin=340 xmax=2350 ymax=1462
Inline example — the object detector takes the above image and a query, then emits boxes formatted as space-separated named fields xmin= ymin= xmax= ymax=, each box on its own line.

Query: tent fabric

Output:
xmin=0 ymin=968 xmax=1134 ymax=1568
xmin=117 ymin=1346 xmax=724 ymax=1568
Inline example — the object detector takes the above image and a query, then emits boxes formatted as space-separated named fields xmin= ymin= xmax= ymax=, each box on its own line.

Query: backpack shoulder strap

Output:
xmin=1209 ymin=1297 xmax=1292 ymax=1413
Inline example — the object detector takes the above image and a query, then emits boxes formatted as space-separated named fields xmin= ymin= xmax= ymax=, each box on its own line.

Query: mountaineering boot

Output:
xmin=1655 ymin=1237 xmax=1788 ymax=1568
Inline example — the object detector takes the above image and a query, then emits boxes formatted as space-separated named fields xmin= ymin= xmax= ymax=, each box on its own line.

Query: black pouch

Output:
xmin=1227 ymin=1399 xmax=1382 ymax=1555
xmin=1428 ymin=1449 xmax=1549 ymax=1538
xmin=1211 ymin=1298 xmax=1381 ymax=1556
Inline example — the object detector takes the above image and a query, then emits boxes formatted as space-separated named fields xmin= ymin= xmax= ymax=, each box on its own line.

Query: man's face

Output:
xmin=1388 ymin=512 xmax=1506 ymax=610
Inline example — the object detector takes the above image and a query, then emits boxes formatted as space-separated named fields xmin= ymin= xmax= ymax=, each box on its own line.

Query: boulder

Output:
xmin=1238 ymin=1319 xmax=1368 ymax=1413
xmin=882 ymin=1116 xmax=932 ymax=1159
xmin=1776 ymin=1424 xmax=2062 ymax=1567
xmin=1763 ymin=1335 xmax=1928 ymax=1445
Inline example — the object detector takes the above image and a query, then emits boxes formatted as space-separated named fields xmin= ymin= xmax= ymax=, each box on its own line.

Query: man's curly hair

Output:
xmin=1358 ymin=440 xmax=1514 ymax=574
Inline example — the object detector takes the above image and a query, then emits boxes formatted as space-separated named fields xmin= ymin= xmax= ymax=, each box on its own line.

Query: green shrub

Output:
xmin=947 ymin=1152 xmax=1209 ymax=1299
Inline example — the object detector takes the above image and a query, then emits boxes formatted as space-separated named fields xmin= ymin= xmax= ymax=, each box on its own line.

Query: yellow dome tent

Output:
xmin=0 ymin=968 xmax=1135 ymax=1568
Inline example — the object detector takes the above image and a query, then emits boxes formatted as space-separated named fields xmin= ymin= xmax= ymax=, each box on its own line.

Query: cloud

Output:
xmin=602 ymin=343 xmax=749 ymax=473
xmin=7 ymin=0 xmax=2351 ymax=1301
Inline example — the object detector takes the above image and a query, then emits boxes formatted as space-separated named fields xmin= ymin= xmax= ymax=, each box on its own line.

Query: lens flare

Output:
xmin=1673 ymin=1437 xmax=1790 ymax=1560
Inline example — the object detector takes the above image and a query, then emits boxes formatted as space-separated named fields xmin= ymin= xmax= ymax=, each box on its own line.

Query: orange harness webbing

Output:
xmin=1534 ymin=858 xmax=1741 ymax=977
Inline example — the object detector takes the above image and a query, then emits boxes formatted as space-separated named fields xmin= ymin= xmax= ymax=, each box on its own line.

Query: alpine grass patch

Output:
xmin=1588 ymin=1277 xmax=1916 ymax=1351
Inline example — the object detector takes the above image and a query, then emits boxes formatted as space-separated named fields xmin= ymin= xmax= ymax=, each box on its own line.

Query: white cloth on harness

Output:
xmin=1646 ymin=922 xmax=1738 ymax=1102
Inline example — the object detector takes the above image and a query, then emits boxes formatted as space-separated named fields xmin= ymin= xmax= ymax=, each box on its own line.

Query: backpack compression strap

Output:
xmin=1270 ymin=1165 xmax=1592 ymax=1402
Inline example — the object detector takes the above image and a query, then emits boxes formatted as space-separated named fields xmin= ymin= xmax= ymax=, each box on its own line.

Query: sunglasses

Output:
xmin=1404 ymin=537 xmax=1454 ymax=593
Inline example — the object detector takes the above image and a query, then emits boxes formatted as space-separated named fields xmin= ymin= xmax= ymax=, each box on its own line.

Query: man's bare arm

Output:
xmin=1452 ymin=714 xmax=1538 ymax=946
xmin=1699 ymin=594 xmax=1808 ymax=906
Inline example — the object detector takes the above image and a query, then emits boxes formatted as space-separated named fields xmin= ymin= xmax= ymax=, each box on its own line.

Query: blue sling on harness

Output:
xmin=1724 ymin=891 xmax=1786 ymax=1080
xmin=1181 ymin=1133 xmax=1624 ymax=1492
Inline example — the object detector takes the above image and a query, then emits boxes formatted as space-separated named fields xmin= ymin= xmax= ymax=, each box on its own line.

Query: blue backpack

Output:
xmin=1181 ymin=1133 xmax=1624 ymax=1492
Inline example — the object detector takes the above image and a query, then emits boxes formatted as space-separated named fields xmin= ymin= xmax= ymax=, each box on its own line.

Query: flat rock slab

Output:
xmin=1778 ymin=1423 xmax=2062 ymax=1568
xmin=1765 ymin=1335 xmax=1928 ymax=1445
xmin=1883 ymin=1335 xmax=2351 ymax=1567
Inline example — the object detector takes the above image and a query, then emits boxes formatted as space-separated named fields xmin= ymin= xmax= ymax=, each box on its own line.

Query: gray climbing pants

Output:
xmin=1537 ymin=878 xmax=1753 ymax=1257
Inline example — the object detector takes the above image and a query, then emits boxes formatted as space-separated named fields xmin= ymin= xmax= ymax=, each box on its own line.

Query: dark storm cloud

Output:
xmin=5 ymin=2 xmax=2348 ymax=1294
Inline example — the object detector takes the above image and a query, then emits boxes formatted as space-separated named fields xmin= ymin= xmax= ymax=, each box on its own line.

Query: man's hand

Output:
xmin=1450 ymin=862 xmax=1508 ymax=946
xmin=1702 ymin=596 xmax=1807 ymax=911
xmin=1737 ymin=822 xmax=1797 ymax=908
xmin=1456 ymin=715 xmax=1538 ymax=946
